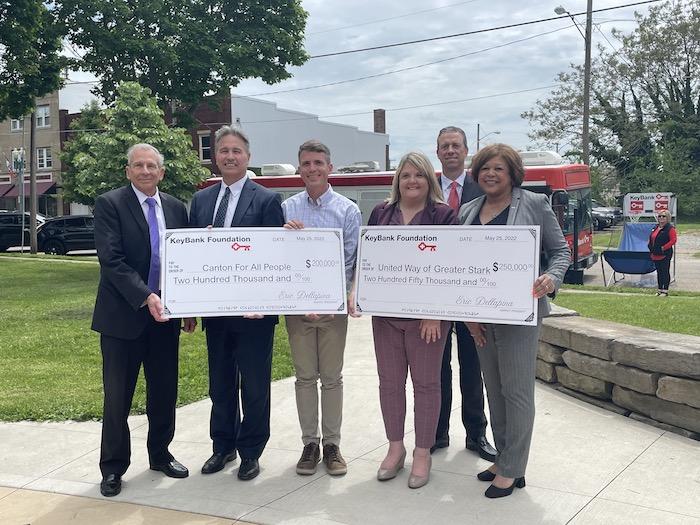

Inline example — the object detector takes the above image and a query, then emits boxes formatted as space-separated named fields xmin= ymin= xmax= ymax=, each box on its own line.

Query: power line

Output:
xmin=238 ymin=25 xmax=574 ymax=97
xmin=309 ymin=0 xmax=663 ymax=59
xmin=238 ymin=85 xmax=559 ymax=125
xmin=307 ymin=0 xmax=480 ymax=35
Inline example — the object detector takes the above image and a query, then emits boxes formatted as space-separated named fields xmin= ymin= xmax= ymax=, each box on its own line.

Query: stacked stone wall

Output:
xmin=537 ymin=315 xmax=700 ymax=440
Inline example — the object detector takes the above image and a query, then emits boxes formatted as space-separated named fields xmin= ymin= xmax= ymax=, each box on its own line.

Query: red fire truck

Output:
xmin=201 ymin=163 xmax=597 ymax=283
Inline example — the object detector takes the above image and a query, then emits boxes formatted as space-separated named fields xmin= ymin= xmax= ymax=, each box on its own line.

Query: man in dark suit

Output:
xmin=189 ymin=126 xmax=284 ymax=481
xmin=92 ymin=143 xmax=192 ymax=497
xmin=433 ymin=126 xmax=497 ymax=461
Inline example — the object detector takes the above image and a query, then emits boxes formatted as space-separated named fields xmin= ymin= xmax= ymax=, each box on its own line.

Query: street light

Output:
xmin=555 ymin=2 xmax=593 ymax=166
xmin=476 ymin=123 xmax=501 ymax=151
xmin=11 ymin=148 xmax=26 ymax=252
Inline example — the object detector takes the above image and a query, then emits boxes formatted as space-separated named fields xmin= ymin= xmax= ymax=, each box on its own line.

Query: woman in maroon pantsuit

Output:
xmin=369 ymin=152 xmax=455 ymax=489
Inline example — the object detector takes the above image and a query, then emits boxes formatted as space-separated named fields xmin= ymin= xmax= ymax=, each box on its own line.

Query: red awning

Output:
xmin=0 ymin=184 xmax=14 ymax=197
xmin=3 ymin=181 xmax=56 ymax=198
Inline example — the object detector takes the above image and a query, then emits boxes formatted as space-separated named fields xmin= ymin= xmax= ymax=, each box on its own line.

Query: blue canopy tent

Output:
xmin=601 ymin=222 xmax=656 ymax=286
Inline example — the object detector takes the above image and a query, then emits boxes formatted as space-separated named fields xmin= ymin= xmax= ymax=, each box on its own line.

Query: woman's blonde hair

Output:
xmin=386 ymin=151 xmax=445 ymax=205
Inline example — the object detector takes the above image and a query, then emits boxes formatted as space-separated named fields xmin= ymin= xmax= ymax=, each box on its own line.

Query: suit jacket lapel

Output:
xmin=125 ymin=186 xmax=149 ymax=243
xmin=462 ymin=195 xmax=486 ymax=224
xmin=462 ymin=172 xmax=483 ymax=204
xmin=231 ymin=179 xmax=255 ymax=226
xmin=507 ymin=187 xmax=522 ymax=225
xmin=201 ymin=184 xmax=221 ymax=225
xmin=161 ymin=194 xmax=175 ymax=228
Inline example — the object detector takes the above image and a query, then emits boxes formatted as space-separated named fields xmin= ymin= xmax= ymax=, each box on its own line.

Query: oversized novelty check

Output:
xmin=355 ymin=226 xmax=541 ymax=325
xmin=161 ymin=228 xmax=347 ymax=317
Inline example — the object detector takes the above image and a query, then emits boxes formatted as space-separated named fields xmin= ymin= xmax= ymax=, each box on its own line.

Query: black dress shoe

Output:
xmin=100 ymin=474 xmax=122 ymax=497
xmin=201 ymin=451 xmax=238 ymax=474
xmin=429 ymin=435 xmax=449 ymax=454
xmin=485 ymin=476 xmax=525 ymax=498
xmin=477 ymin=469 xmax=496 ymax=482
xmin=466 ymin=435 xmax=497 ymax=462
xmin=237 ymin=458 xmax=260 ymax=481
xmin=150 ymin=459 xmax=189 ymax=478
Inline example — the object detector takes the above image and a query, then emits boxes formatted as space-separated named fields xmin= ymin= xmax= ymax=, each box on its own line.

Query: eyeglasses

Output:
xmin=129 ymin=161 xmax=161 ymax=170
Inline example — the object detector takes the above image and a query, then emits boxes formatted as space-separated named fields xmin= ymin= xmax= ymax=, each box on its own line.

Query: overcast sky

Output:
xmin=63 ymin=0 xmax=655 ymax=167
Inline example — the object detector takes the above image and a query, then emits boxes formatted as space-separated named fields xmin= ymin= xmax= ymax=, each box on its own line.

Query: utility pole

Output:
xmin=582 ymin=0 xmax=593 ymax=166
xmin=555 ymin=2 xmax=593 ymax=165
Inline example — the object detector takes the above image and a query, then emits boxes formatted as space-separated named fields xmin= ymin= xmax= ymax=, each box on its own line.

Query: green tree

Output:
xmin=522 ymin=1 xmax=700 ymax=216
xmin=0 ymin=0 xmax=66 ymax=120
xmin=56 ymin=0 xmax=308 ymax=124
xmin=59 ymin=101 xmax=107 ymax=204
xmin=60 ymin=82 xmax=209 ymax=205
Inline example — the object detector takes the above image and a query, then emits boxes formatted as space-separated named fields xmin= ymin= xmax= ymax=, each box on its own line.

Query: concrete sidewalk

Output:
xmin=1 ymin=316 xmax=699 ymax=524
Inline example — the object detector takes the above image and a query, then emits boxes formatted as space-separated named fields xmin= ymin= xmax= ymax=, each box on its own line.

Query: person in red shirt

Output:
xmin=648 ymin=210 xmax=677 ymax=296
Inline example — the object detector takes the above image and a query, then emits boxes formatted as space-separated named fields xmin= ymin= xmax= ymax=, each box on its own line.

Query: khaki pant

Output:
xmin=285 ymin=314 xmax=349 ymax=446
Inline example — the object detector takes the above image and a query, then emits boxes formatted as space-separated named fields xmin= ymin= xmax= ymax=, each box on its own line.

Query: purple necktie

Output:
xmin=145 ymin=197 xmax=160 ymax=293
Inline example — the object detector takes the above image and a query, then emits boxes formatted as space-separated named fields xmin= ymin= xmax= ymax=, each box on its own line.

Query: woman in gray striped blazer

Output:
xmin=458 ymin=144 xmax=570 ymax=499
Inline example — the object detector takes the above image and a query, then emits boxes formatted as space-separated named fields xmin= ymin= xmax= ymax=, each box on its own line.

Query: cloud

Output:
xmin=235 ymin=0 xmax=648 ymax=166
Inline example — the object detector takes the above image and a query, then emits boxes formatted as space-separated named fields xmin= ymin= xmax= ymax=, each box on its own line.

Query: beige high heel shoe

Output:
xmin=408 ymin=451 xmax=431 ymax=489
xmin=377 ymin=449 xmax=406 ymax=481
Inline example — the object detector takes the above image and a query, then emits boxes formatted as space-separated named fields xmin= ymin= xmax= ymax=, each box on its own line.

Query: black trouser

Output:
xmin=436 ymin=321 xmax=488 ymax=439
xmin=205 ymin=321 xmax=275 ymax=460
xmin=100 ymin=318 xmax=180 ymax=476
xmin=654 ymin=256 xmax=672 ymax=290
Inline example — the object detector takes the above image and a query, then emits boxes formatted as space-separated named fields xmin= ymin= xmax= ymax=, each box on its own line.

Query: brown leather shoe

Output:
xmin=296 ymin=442 xmax=321 ymax=475
xmin=322 ymin=444 xmax=347 ymax=476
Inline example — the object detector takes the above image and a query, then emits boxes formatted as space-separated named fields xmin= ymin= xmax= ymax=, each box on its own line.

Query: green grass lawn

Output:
xmin=553 ymin=290 xmax=700 ymax=336
xmin=0 ymin=256 xmax=293 ymax=421
xmin=1 ymin=252 xmax=99 ymax=262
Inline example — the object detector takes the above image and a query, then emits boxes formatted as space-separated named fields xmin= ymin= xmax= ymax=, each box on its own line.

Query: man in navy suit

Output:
xmin=189 ymin=126 xmax=284 ymax=481
xmin=92 ymin=143 xmax=192 ymax=497
xmin=432 ymin=126 xmax=497 ymax=461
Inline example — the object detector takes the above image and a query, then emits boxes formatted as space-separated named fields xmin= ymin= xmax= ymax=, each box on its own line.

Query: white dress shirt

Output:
xmin=440 ymin=171 xmax=467 ymax=202
xmin=212 ymin=177 xmax=247 ymax=227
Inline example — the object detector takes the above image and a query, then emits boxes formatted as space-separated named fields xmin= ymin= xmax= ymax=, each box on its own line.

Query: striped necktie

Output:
xmin=145 ymin=197 xmax=160 ymax=292
xmin=213 ymin=187 xmax=231 ymax=227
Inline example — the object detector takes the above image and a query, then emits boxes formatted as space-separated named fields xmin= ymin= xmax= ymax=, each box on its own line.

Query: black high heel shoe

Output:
xmin=484 ymin=477 xmax=525 ymax=498
xmin=477 ymin=469 xmax=496 ymax=482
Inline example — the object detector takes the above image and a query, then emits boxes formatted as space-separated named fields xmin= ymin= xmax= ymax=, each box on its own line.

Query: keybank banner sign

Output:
xmin=623 ymin=192 xmax=677 ymax=218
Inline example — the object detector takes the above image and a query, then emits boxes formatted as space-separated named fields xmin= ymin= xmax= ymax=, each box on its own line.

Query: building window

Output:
xmin=36 ymin=105 xmax=50 ymax=128
xmin=198 ymin=133 xmax=211 ymax=162
xmin=37 ymin=147 xmax=52 ymax=170
xmin=10 ymin=117 xmax=24 ymax=132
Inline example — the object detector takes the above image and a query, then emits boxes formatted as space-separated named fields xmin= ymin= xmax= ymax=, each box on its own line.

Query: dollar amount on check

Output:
xmin=161 ymin=228 xmax=347 ymax=317
xmin=355 ymin=226 xmax=541 ymax=326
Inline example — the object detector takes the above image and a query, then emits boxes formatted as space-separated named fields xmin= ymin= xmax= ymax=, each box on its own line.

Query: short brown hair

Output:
xmin=471 ymin=143 xmax=524 ymax=187
xmin=437 ymin=126 xmax=468 ymax=149
xmin=298 ymin=140 xmax=331 ymax=163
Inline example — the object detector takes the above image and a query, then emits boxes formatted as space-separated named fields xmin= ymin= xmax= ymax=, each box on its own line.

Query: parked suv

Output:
xmin=37 ymin=215 xmax=95 ymax=255
xmin=0 ymin=211 xmax=46 ymax=251
xmin=591 ymin=200 xmax=623 ymax=230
